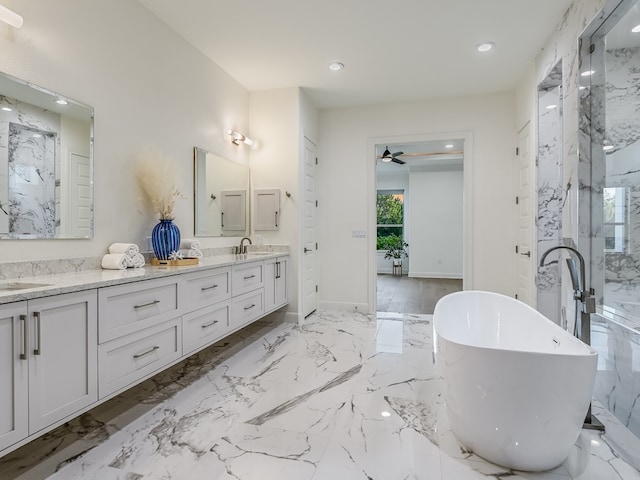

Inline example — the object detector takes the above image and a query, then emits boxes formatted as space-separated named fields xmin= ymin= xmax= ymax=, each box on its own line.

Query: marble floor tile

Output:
xmin=1 ymin=310 xmax=640 ymax=480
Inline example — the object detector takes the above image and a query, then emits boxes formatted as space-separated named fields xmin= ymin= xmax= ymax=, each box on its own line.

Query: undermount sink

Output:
xmin=246 ymin=252 xmax=273 ymax=256
xmin=0 ymin=282 xmax=52 ymax=291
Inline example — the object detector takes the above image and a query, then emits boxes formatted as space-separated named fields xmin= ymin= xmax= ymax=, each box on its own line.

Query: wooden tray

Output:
xmin=151 ymin=258 xmax=199 ymax=266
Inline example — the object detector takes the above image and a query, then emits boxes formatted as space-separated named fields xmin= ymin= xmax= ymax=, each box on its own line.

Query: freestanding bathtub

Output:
xmin=433 ymin=291 xmax=598 ymax=471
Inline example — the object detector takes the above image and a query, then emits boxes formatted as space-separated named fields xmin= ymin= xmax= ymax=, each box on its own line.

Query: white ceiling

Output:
xmin=138 ymin=0 xmax=573 ymax=109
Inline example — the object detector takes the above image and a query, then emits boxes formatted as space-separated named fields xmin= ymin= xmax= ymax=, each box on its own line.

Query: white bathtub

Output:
xmin=433 ymin=291 xmax=598 ymax=471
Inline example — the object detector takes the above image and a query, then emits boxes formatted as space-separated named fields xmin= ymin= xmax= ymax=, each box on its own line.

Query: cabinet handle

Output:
xmin=19 ymin=314 xmax=27 ymax=360
xmin=243 ymin=275 xmax=256 ymax=280
xmin=275 ymin=211 xmax=278 ymax=228
xmin=275 ymin=261 xmax=280 ymax=279
xmin=244 ymin=304 xmax=256 ymax=310
xmin=33 ymin=311 xmax=41 ymax=355
xmin=201 ymin=284 xmax=218 ymax=292
xmin=133 ymin=345 xmax=160 ymax=359
xmin=134 ymin=300 xmax=160 ymax=310
xmin=201 ymin=320 xmax=219 ymax=328
xmin=221 ymin=212 xmax=224 ymax=228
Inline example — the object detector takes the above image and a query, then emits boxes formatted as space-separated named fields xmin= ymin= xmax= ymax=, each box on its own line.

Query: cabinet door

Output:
xmin=28 ymin=290 xmax=98 ymax=434
xmin=264 ymin=259 xmax=277 ymax=312
xmin=274 ymin=257 xmax=288 ymax=308
xmin=0 ymin=302 xmax=28 ymax=451
xmin=253 ymin=189 xmax=280 ymax=231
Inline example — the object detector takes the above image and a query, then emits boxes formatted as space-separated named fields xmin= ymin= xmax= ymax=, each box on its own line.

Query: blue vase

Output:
xmin=151 ymin=219 xmax=181 ymax=260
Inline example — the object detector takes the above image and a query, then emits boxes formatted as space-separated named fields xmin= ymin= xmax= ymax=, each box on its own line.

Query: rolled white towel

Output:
xmin=130 ymin=253 xmax=146 ymax=268
xmin=179 ymin=239 xmax=201 ymax=250
xmin=108 ymin=243 xmax=139 ymax=257
xmin=178 ymin=248 xmax=203 ymax=259
xmin=101 ymin=253 xmax=128 ymax=270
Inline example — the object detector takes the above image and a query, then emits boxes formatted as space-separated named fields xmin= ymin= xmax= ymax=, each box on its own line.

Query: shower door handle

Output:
xmin=520 ymin=250 xmax=531 ymax=257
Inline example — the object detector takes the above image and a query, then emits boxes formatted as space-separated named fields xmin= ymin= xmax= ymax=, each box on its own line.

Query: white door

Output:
xmin=516 ymin=123 xmax=534 ymax=305
xmin=221 ymin=190 xmax=247 ymax=232
xmin=68 ymin=153 xmax=91 ymax=238
xmin=28 ymin=291 xmax=98 ymax=434
xmin=0 ymin=302 xmax=28 ymax=451
xmin=302 ymin=137 xmax=318 ymax=317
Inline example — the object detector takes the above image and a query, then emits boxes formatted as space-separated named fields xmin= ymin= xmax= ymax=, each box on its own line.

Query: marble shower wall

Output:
xmin=603 ymin=47 xmax=640 ymax=286
xmin=0 ymin=95 xmax=61 ymax=238
xmin=536 ymin=80 xmax=563 ymax=324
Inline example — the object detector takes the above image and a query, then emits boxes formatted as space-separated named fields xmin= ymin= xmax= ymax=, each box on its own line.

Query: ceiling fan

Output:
xmin=380 ymin=146 xmax=405 ymax=164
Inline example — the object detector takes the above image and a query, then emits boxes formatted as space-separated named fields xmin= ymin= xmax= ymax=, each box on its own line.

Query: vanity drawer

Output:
xmin=183 ymin=301 xmax=231 ymax=355
xmin=98 ymin=277 xmax=179 ymax=343
xmin=230 ymin=288 xmax=264 ymax=330
xmin=231 ymin=262 xmax=264 ymax=296
xmin=98 ymin=318 xmax=182 ymax=399
xmin=180 ymin=268 xmax=231 ymax=310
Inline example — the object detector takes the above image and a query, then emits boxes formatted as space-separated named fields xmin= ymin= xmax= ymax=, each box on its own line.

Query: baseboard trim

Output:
xmin=408 ymin=272 xmax=463 ymax=279
xmin=319 ymin=300 xmax=369 ymax=313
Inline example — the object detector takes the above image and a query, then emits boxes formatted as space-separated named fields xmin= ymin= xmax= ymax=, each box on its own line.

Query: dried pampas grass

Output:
xmin=134 ymin=145 xmax=183 ymax=220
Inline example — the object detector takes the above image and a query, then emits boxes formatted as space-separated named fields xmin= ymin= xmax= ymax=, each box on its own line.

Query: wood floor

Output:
xmin=376 ymin=274 xmax=462 ymax=314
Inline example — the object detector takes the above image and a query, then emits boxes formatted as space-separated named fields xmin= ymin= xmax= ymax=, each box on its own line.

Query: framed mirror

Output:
xmin=193 ymin=147 xmax=250 ymax=237
xmin=0 ymin=71 xmax=94 ymax=239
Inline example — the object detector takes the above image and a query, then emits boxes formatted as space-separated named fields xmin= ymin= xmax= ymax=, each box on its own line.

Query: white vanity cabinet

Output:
xmin=0 ymin=302 xmax=28 ymax=452
xmin=0 ymin=252 xmax=290 ymax=458
xmin=98 ymin=278 xmax=182 ymax=399
xmin=0 ymin=290 xmax=98 ymax=451
xmin=230 ymin=262 xmax=265 ymax=329
xmin=264 ymin=256 xmax=288 ymax=313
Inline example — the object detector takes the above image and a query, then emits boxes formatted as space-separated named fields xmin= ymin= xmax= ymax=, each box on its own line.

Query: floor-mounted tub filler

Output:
xmin=433 ymin=290 xmax=598 ymax=471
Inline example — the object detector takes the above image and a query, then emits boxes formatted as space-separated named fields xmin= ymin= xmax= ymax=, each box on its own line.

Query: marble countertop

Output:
xmin=0 ymin=252 xmax=286 ymax=305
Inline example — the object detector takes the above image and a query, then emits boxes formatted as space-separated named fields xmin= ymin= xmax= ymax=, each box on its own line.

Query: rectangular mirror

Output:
xmin=0 ymin=71 xmax=94 ymax=239
xmin=194 ymin=147 xmax=250 ymax=237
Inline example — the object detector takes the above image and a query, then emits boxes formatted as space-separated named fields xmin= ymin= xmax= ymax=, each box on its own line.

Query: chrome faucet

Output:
xmin=539 ymin=245 xmax=604 ymax=432
xmin=236 ymin=237 xmax=252 ymax=255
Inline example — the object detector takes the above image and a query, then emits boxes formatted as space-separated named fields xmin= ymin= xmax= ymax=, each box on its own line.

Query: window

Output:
xmin=604 ymin=186 xmax=628 ymax=253
xmin=376 ymin=190 xmax=404 ymax=249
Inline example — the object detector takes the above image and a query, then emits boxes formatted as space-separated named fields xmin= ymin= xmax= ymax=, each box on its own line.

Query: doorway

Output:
xmin=370 ymin=135 xmax=470 ymax=314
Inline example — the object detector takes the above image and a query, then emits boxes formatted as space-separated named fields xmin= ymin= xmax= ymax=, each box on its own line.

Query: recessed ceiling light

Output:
xmin=632 ymin=24 xmax=640 ymax=33
xmin=1 ymin=106 xmax=11 ymax=112
xmin=546 ymin=104 xmax=558 ymax=110
xmin=477 ymin=42 xmax=495 ymax=52
xmin=445 ymin=144 xmax=454 ymax=149
xmin=56 ymin=98 xmax=68 ymax=105
xmin=581 ymin=70 xmax=595 ymax=77
xmin=328 ymin=62 xmax=344 ymax=71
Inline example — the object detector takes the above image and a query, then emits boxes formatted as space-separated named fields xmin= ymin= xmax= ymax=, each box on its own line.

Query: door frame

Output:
xmin=366 ymin=131 xmax=474 ymax=314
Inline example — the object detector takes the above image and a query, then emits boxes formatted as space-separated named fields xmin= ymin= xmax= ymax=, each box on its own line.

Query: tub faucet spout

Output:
xmin=539 ymin=245 xmax=604 ymax=432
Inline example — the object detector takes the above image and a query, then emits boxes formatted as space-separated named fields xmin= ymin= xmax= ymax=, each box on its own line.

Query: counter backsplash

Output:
xmin=0 ymin=245 xmax=289 ymax=281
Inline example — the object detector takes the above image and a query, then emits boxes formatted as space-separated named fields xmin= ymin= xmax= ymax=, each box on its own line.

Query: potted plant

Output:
xmin=383 ymin=236 xmax=409 ymax=269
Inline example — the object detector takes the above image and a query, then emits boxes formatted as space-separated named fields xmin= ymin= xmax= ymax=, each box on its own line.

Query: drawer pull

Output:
xmin=201 ymin=320 xmax=219 ymax=328
xmin=133 ymin=300 xmax=160 ymax=310
xmin=244 ymin=304 xmax=256 ymax=310
xmin=201 ymin=284 xmax=219 ymax=292
xmin=19 ymin=314 xmax=27 ymax=360
xmin=243 ymin=275 xmax=256 ymax=280
xmin=133 ymin=345 xmax=160 ymax=359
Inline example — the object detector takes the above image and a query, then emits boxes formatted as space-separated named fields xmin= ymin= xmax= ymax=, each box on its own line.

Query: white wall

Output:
xmin=248 ymin=88 xmax=318 ymax=319
xmin=408 ymin=166 xmax=463 ymax=278
xmin=318 ymin=93 xmax=516 ymax=311
xmin=0 ymin=0 xmax=250 ymax=261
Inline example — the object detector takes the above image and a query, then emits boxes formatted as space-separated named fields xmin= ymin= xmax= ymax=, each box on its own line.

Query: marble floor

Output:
xmin=1 ymin=310 xmax=640 ymax=480
xmin=377 ymin=274 xmax=463 ymax=314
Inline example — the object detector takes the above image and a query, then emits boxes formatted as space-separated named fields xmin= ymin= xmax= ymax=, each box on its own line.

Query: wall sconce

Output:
xmin=0 ymin=4 xmax=23 ymax=28
xmin=226 ymin=129 xmax=254 ymax=147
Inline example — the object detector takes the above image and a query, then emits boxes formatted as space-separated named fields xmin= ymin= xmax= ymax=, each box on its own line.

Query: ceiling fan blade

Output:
xmin=391 ymin=157 xmax=406 ymax=165
xmin=392 ymin=151 xmax=404 ymax=157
